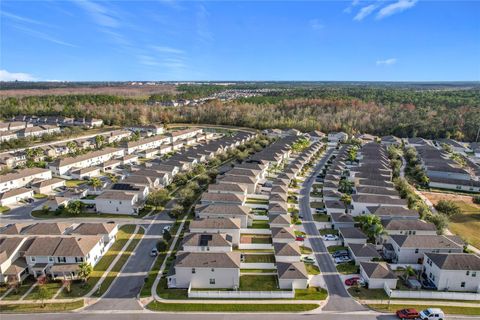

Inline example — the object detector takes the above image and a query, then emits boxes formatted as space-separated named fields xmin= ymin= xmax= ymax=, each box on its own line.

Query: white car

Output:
xmin=162 ymin=225 xmax=171 ymax=234
xmin=419 ymin=308 xmax=445 ymax=320
xmin=322 ymin=234 xmax=339 ymax=241
xmin=302 ymin=256 xmax=315 ymax=264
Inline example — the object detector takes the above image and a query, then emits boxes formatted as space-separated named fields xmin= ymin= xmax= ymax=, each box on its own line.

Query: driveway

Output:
xmin=86 ymin=210 xmax=174 ymax=310
xmin=299 ymin=147 xmax=366 ymax=312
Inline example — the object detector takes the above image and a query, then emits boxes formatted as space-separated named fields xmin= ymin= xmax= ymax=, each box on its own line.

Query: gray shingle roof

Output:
xmin=425 ymin=253 xmax=480 ymax=270
xmin=174 ymin=252 xmax=240 ymax=268
xmin=276 ymin=262 xmax=308 ymax=279
xmin=360 ymin=262 xmax=396 ymax=279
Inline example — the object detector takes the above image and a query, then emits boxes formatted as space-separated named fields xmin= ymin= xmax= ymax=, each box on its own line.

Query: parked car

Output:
xmin=419 ymin=308 xmax=445 ymax=320
xmin=26 ymin=198 xmax=34 ymax=203
xmin=344 ymin=277 xmax=360 ymax=286
xmin=315 ymin=208 xmax=326 ymax=213
xmin=396 ymin=308 xmax=420 ymax=319
xmin=150 ymin=248 xmax=158 ymax=257
xmin=302 ymin=256 xmax=315 ymax=264
xmin=299 ymin=213 xmax=304 ymax=219
xmin=421 ymin=278 xmax=436 ymax=290
xmin=334 ymin=256 xmax=351 ymax=264
xmin=295 ymin=236 xmax=305 ymax=241
xmin=332 ymin=250 xmax=349 ymax=258
xmin=162 ymin=225 xmax=171 ymax=234
xmin=322 ymin=234 xmax=339 ymax=241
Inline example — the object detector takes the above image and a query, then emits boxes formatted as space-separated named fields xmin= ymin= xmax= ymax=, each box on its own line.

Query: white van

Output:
xmin=419 ymin=308 xmax=445 ymax=320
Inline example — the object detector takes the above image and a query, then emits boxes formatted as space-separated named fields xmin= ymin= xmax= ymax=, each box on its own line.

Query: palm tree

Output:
xmin=339 ymin=179 xmax=354 ymax=194
xmin=89 ymin=177 xmax=102 ymax=191
xmin=94 ymin=135 xmax=105 ymax=149
xmin=340 ymin=194 xmax=352 ymax=206
xmin=66 ymin=141 xmax=77 ymax=154
xmin=78 ymin=262 xmax=93 ymax=283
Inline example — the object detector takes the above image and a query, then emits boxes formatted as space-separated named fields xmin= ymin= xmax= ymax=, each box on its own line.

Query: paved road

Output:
xmin=87 ymin=211 xmax=174 ymax=310
xmin=0 ymin=199 xmax=48 ymax=221
xmin=1 ymin=312 xmax=476 ymax=320
xmin=299 ymin=147 xmax=365 ymax=312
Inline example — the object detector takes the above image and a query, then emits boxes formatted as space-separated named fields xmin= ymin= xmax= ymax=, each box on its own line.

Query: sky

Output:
xmin=1 ymin=0 xmax=479 ymax=81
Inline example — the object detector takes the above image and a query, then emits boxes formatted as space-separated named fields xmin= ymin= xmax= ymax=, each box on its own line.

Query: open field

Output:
xmin=422 ymin=191 xmax=480 ymax=249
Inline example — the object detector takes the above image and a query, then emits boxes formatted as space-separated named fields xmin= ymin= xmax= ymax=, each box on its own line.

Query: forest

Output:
xmin=1 ymin=83 xmax=479 ymax=141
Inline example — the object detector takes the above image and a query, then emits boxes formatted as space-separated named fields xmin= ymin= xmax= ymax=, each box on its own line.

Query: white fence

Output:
xmin=241 ymin=228 xmax=271 ymax=235
xmin=251 ymin=215 xmax=269 ymax=221
xmin=384 ymin=283 xmax=480 ymax=301
xmin=240 ymin=263 xmax=276 ymax=269
xmin=238 ymin=243 xmax=273 ymax=250
xmin=188 ymin=288 xmax=294 ymax=299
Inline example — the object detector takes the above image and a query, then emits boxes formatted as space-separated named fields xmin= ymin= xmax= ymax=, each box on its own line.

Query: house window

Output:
xmin=211 ymin=268 xmax=215 ymax=272
xmin=472 ymin=272 xmax=477 ymax=277
xmin=48 ymin=257 xmax=54 ymax=262
xmin=58 ymin=257 xmax=66 ymax=263
xmin=75 ymin=257 xmax=84 ymax=263
xmin=461 ymin=282 xmax=465 ymax=288
xmin=466 ymin=271 xmax=470 ymax=276
xmin=414 ymin=249 xmax=419 ymax=254
xmin=209 ymin=278 xmax=215 ymax=285
xmin=191 ymin=268 xmax=196 ymax=274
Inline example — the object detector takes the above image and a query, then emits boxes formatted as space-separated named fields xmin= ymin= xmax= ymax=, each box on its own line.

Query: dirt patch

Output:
xmin=421 ymin=191 xmax=479 ymax=208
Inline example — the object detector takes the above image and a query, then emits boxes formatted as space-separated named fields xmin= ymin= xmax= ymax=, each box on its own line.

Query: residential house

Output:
xmin=195 ymin=204 xmax=251 ymax=228
xmin=338 ymin=227 xmax=367 ymax=245
xmin=181 ymin=233 xmax=233 ymax=253
xmin=360 ymin=262 xmax=397 ymax=289
xmin=189 ymin=218 xmax=241 ymax=246
xmin=348 ymin=243 xmax=380 ymax=265
xmin=31 ymin=178 xmax=65 ymax=195
xmin=277 ymin=262 xmax=309 ymax=290
xmin=273 ymin=242 xmax=301 ymax=263
xmin=0 ymin=188 xmax=34 ymax=206
xmin=0 ymin=167 xmax=52 ymax=193
xmin=94 ymin=190 xmax=142 ymax=215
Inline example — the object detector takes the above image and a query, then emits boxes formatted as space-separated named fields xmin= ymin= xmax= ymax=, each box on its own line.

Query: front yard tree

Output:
xmin=147 ymin=189 xmax=170 ymax=208
xmin=171 ymin=204 xmax=184 ymax=218
xmin=37 ymin=284 xmax=49 ymax=308
xmin=95 ymin=135 xmax=105 ymax=149
xmin=89 ymin=177 xmax=102 ymax=191
xmin=78 ymin=262 xmax=93 ymax=283
xmin=435 ymin=200 xmax=461 ymax=217
xmin=66 ymin=200 xmax=85 ymax=216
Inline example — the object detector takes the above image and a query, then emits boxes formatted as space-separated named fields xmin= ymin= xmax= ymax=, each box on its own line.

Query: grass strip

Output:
xmin=0 ymin=300 xmax=84 ymax=313
xmin=147 ymin=301 xmax=319 ymax=312
xmin=368 ymin=304 xmax=480 ymax=316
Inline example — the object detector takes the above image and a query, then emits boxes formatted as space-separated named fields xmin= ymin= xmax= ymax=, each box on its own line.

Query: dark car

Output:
xmin=421 ymin=278 xmax=436 ymax=290
xmin=332 ymin=250 xmax=349 ymax=258
xmin=396 ymin=308 xmax=420 ymax=319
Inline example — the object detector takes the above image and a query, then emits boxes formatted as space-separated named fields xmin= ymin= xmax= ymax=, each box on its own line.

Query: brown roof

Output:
xmin=174 ymin=252 xmax=240 ymax=268
xmin=273 ymin=242 xmax=301 ymax=256
xmin=0 ymin=187 xmax=33 ymax=200
xmin=391 ymin=235 xmax=463 ymax=249
xmin=23 ymin=223 xmax=71 ymax=235
xmin=31 ymin=178 xmax=65 ymax=188
xmin=348 ymin=243 xmax=380 ymax=258
xmin=189 ymin=218 xmax=241 ymax=230
xmin=0 ymin=237 xmax=25 ymax=264
xmin=382 ymin=220 xmax=436 ymax=231
xmin=208 ymin=183 xmax=247 ymax=193
xmin=196 ymin=204 xmax=250 ymax=216
xmin=71 ymin=223 xmax=117 ymax=236
xmin=425 ymin=253 xmax=480 ymax=270
xmin=360 ymin=262 xmax=396 ymax=279
xmin=201 ymin=192 xmax=244 ymax=203
xmin=271 ymin=227 xmax=295 ymax=239
xmin=339 ymin=227 xmax=367 ymax=239
xmin=25 ymin=236 xmax=102 ymax=257
xmin=182 ymin=233 xmax=232 ymax=248
xmin=269 ymin=214 xmax=291 ymax=225
xmin=53 ymin=147 xmax=122 ymax=167
xmin=276 ymin=262 xmax=308 ymax=279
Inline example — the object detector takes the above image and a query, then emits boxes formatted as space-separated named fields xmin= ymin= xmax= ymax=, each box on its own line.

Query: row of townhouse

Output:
xmin=9 ymin=116 xmax=103 ymax=128
xmin=0 ymin=122 xmax=62 ymax=142
xmin=319 ymin=140 xmax=480 ymax=293
xmin=414 ymin=144 xmax=480 ymax=192
xmin=166 ymin=136 xmax=324 ymax=291
xmin=92 ymin=131 xmax=257 ymax=215
xmin=0 ymin=222 xmax=118 ymax=284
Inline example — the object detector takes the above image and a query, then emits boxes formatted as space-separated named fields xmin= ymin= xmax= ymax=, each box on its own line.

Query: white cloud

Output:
xmin=344 ymin=0 xmax=361 ymax=13
xmin=1 ymin=11 xmax=49 ymax=26
xmin=74 ymin=0 xmax=119 ymax=28
xmin=376 ymin=58 xmax=397 ymax=66
xmin=354 ymin=4 xmax=378 ymax=21
xmin=152 ymin=46 xmax=185 ymax=55
xmin=0 ymin=70 xmax=37 ymax=81
xmin=377 ymin=0 xmax=418 ymax=19
xmin=12 ymin=25 xmax=78 ymax=47
xmin=309 ymin=19 xmax=324 ymax=31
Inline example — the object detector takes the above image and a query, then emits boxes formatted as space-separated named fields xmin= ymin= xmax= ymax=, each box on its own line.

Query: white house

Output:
xmin=94 ymin=190 xmax=141 ymax=215
xmin=167 ymin=252 xmax=240 ymax=289
xmin=170 ymin=128 xmax=203 ymax=143
xmin=339 ymin=227 xmax=367 ymax=245
xmin=0 ymin=167 xmax=52 ymax=193
xmin=0 ymin=237 xmax=30 ymax=284
xmin=189 ymin=218 xmax=241 ymax=246
xmin=351 ymin=194 xmax=408 ymax=216
xmin=360 ymin=261 xmax=397 ymax=289
xmin=277 ymin=262 xmax=309 ymax=289
xmin=328 ymin=132 xmax=348 ymax=144
xmin=24 ymin=235 xmax=105 ymax=279
xmin=31 ymin=178 xmax=66 ymax=195
xmin=423 ymin=253 xmax=480 ymax=292
xmin=348 ymin=243 xmax=381 ymax=265
xmin=0 ymin=188 xmax=34 ymax=206
xmin=387 ymin=235 xmax=464 ymax=264
xmin=273 ymin=242 xmax=302 ymax=263
xmin=50 ymin=147 xmax=124 ymax=176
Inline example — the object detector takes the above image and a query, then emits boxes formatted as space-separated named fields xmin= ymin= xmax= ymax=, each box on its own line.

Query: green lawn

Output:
xmin=327 ymin=245 xmax=347 ymax=253
xmin=140 ymin=253 xmax=167 ymax=298
xmin=249 ymin=220 xmax=270 ymax=229
xmin=448 ymin=201 xmax=480 ymax=250
xmin=25 ymin=281 xmax=63 ymax=300
xmin=294 ymin=287 xmax=328 ymax=300
xmin=300 ymin=246 xmax=313 ymax=254
xmin=147 ymin=301 xmax=319 ymax=312
xmin=65 ymin=179 xmax=87 ymax=187
xmin=33 ymin=193 xmax=48 ymax=199
xmin=239 ymin=275 xmax=280 ymax=291
xmin=244 ymin=254 xmax=275 ymax=263
xmin=294 ymin=230 xmax=306 ymax=237
xmin=31 ymin=209 xmax=148 ymax=219
xmin=305 ymin=264 xmax=321 ymax=275
xmin=56 ymin=225 xmax=136 ymax=298
xmin=251 ymin=236 xmax=273 ymax=244
xmin=319 ymin=229 xmax=338 ymax=236
xmin=367 ymin=304 xmax=480 ymax=316
xmin=0 ymin=206 xmax=11 ymax=213
xmin=245 ymin=198 xmax=269 ymax=205
xmin=157 ymin=277 xmax=188 ymax=299
xmin=240 ymin=269 xmax=277 ymax=273
xmin=3 ymin=277 xmax=36 ymax=301
xmin=310 ymin=192 xmax=322 ymax=197
xmin=336 ymin=262 xmax=358 ymax=275
xmin=0 ymin=300 xmax=84 ymax=313
xmin=310 ymin=202 xmax=325 ymax=209
xmin=313 ymin=214 xmax=330 ymax=222
xmin=348 ymin=287 xmax=388 ymax=300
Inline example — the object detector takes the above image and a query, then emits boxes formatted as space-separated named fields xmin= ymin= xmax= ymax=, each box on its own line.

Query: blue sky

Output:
xmin=1 ymin=0 xmax=479 ymax=81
